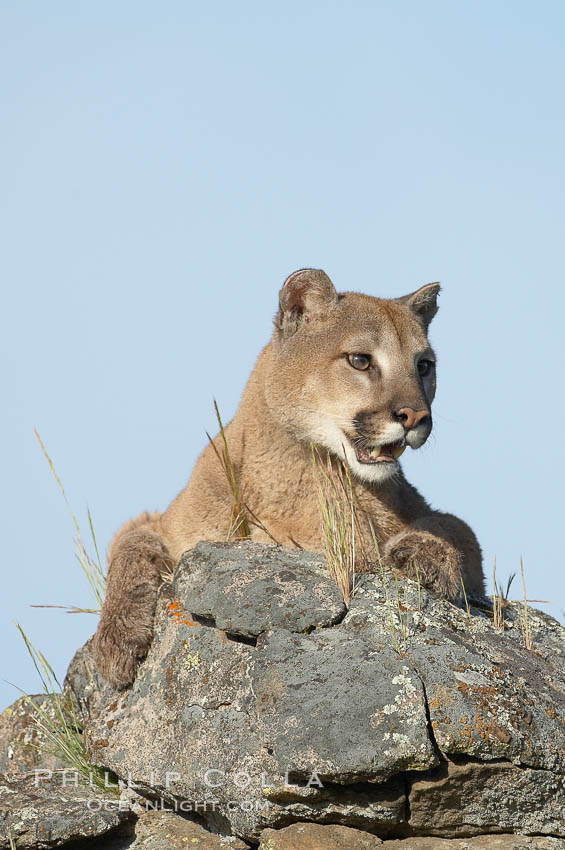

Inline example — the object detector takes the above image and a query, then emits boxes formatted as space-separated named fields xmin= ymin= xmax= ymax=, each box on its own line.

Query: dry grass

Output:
xmin=491 ymin=558 xmax=519 ymax=632
xmin=13 ymin=435 xmax=117 ymax=792
xmin=413 ymin=562 xmax=423 ymax=612
xmin=206 ymin=401 xmax=252 ymax=541
xmin=491 ymin=556 xmax=505 ymax=632
xmin=367 ymin=521 xmax=404 ymax=652
xmin=34 ymin=429 xmax=105 ymax=613
xmin=488 ymin=556 xmax=549 ymax=651
xmin=312 ymin=448 xmax=357 ymax=606
xmin=466 ymin=555 xmax=548 ymax=650
xmin=393 ymin=573 xmax=411 ymax=645
xmin=207 ymin=401 xmax=279 ymax=544
xmin=13 ymin=624 xmax=116 ymax=791
xmin=460 ymin=576 xmax=471 ymax=619
xmin=520 ymin=557 xmax=533 ymax=650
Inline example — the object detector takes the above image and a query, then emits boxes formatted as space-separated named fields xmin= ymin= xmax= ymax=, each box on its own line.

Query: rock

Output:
xmin=85 ymin=543 xmax=433 ymax=839
xmin=0 ymin=696 xmax=65 ymax=776
xmin=258 ymin=829 xmax=565 ymax=849
xmin=0 ymin=773 xmax=132 ymax=848
xmin=381 ymin=839 xmax=565 ymax=849
xmin=408 ymin=759 xmax=565 ymax=837
xmin=63 ymin=636 xmax=121 ymax=729
xmin=259 ymin=822 xmax=384 ymax=848
xmin=77 ymin=542 xmax=565 ymax=843
xmin=175 ymin=541 xmax=347 ymax=636
xmin=126 ymin=809 xmax=250 ymax=848
xmin=251 ymin=629 xmax=435 ymax=780
xmin=344 ymin=579 xmax=565 ymax=774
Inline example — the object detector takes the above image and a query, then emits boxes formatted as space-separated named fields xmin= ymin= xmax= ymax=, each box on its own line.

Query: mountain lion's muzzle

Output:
xmin=350 ymin=405 xmax=432 ymax=465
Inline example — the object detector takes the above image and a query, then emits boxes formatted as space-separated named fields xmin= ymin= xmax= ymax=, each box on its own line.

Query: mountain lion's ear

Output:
xmin=396 ymin=282 xmax=440 ymax=330
xmin=275 ymin=269 xmax=338 ymax=337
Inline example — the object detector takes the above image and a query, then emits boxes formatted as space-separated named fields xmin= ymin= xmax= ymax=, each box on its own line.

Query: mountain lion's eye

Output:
xmin=348 ymin=353 xmax=371 ymax=371
xmin=418 ymin=359 xmax=434 ymax=377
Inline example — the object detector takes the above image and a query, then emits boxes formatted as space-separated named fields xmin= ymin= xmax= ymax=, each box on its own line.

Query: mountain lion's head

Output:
xmin=265 ymin=268 xmax=439 ymax=484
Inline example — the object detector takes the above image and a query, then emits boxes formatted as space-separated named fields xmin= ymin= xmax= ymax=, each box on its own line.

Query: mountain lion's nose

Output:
xmin=395 ymin=407 xmax=430 ymax=429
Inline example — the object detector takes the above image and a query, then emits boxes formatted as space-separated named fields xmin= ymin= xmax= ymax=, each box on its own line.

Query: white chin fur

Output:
xmin=309 ymin=421 xmax=399 ymax=485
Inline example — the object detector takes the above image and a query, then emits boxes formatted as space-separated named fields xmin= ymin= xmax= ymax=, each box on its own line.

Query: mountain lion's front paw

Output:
xmin=92 ymin=626 xmax=143 ymax=688
xmin=384 ymin=530 xmax=462 ymax=603
xmin=93 ymin=583 xmax=157 ymax=688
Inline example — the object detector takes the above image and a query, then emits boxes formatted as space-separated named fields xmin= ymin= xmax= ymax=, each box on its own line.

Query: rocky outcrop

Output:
xmin=76 ymin=541 xmax=565 ymax=845
xmin=3 ymin=541 xmax=565 ymax=848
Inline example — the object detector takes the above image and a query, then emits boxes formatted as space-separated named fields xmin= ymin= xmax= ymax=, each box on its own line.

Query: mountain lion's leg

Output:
xmin=93 ymin=511 xmax=174 ymax=688
xmin=383 ymin=512 xmax=484 ymax=602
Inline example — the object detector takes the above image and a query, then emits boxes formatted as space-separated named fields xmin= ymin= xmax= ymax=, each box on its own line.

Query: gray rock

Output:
xmin=0 ymin=773 xmax=132 ymax=848
xmin=63 ymin=636 xmax=121 ymax=729
xmin=252 ymin=627 xmax=436 ymax=781
xmin=175 ymin=541 xmax=347 ymax=636
xmin=79 ymin=542 xmax=565 ymax=843
xmin=0 ymin=696 xmax=66 ymax=777
xmin=346 ymin=576 xmax=565 ymax=773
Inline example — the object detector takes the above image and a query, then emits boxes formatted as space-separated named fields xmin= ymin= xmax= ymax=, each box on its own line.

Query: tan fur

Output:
xmin=93 ymin=269 xmax=484 ymax=686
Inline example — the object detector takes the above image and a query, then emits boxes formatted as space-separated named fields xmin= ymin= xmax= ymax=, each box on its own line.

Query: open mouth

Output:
xmin=353 ymin=438 xmax=406 ymax=465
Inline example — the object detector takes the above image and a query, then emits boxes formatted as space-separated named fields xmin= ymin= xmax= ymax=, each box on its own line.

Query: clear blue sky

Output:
xmin=2 ymin=1 xmax=564 ymax=711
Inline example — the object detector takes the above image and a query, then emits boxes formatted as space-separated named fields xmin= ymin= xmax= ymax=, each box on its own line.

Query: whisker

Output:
xmin=293 ymin=406 xmax=357 ymax=430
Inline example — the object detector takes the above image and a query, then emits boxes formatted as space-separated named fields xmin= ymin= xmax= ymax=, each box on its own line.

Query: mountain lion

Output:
xmin=93 ymin=268 xmax=484 ymax=686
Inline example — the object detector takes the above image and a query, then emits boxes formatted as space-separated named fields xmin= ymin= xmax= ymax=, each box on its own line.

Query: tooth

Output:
xmin=392 ymin=444 xmax=407 ymax=459
xmin=369 ymin=446 xmax=381 ymax=459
